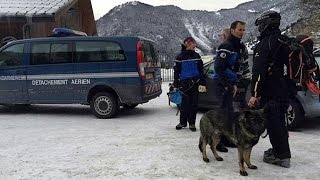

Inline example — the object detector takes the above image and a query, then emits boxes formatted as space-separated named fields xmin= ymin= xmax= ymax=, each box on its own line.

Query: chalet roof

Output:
xmin=0 ymin=0 xmax=74 ymax=17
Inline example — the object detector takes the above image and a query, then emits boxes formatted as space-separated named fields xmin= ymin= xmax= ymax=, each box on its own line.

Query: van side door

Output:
xmin=73 ymin=41 xmax=128 ymax=102
xmin=0 ymin=43 xmax=27 ymax=103
xmin=26 ymin=42 xmax=74 ymax=103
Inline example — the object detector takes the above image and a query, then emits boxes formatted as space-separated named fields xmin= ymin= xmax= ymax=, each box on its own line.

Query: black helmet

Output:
xmin=255 ymin=10 xmax=281 ymax=33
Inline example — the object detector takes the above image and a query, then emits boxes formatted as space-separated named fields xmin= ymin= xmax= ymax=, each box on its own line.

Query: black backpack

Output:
xmin=274 ymin=35 xmax=320 ymax=95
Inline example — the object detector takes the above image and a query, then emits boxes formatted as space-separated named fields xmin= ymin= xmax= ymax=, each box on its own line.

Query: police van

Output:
xmin=0 ymin=29 xmax=162 ymax=118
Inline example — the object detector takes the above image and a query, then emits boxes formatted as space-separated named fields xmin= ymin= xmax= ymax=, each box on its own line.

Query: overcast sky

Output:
xmin=91 ymin=0 xmax=252 ymax=20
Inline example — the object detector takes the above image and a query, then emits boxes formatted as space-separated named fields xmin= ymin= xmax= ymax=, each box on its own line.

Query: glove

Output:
xmin=198 ymin=85 xmax=207 ymax=93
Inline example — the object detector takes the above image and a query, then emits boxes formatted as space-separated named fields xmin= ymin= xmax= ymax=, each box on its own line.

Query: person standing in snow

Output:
xmin=218 ymin=27 xmax=251 ymax=109
xmin=248 ymin=10 xmax=291 ymax=168
xmin=212 ymin=21 xmax=247 ymax=152
xmin=173 ymin=37 xmax=206 ymax=132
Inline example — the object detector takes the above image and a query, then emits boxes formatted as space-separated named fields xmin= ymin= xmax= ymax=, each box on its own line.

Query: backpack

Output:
xmin=275 ymin=35 xmax=320 ymax=95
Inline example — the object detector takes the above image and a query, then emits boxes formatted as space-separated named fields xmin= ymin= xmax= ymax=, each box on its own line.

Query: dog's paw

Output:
xmin=248 ymin=165 xmax=257 ymax=169
xmin=216 ymin=157 xmax=223 ymax=161
xmin=203 ymin=157 xmax=210 ymax=163
xmin=240 ymin=170 xmax=248 ymax=176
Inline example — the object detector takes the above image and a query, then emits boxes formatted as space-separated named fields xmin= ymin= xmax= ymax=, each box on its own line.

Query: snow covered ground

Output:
xmin=0 ymin=82 xmax=320 ymax=179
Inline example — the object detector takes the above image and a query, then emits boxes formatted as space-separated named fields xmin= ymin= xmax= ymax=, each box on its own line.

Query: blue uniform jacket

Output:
xmin=173 ymin=50 xmax=205 ymax=87
xmin=213 ymin=34 xmax=245 ymax=87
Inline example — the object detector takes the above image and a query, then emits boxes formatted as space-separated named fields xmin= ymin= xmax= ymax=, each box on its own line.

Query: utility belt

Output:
xmin=260 ymin=96 xmax=289 ymax=106
xmin=180 ymin=77 xmax=200 ymax=91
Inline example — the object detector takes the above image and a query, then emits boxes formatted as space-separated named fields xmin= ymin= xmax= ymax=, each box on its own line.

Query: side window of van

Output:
xmin=75 ymin=41 xmax=126 ymax=62
xmin=0 ymin=44 xmax=24 ymax=67
xmin=31 ymin=43 xmax=72 ymax=65
xmin=50 ymin=43 xmax=72 ymax=63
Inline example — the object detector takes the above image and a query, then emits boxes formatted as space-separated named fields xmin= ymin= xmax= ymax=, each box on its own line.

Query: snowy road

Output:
xmin=0 ymin=83 xmax=320 ymax=179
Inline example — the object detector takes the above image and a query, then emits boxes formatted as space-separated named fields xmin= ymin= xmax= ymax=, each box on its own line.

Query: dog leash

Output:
xmin=171 ymin=79 xmax=200 ymax=116
xmin=251 ymin=100 xmax=269 ymax=138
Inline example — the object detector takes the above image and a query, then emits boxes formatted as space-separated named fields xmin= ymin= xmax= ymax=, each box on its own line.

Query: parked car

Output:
xmin=197 ymin=51 xmax=320 ymax=129
xmin=198 ymin=57 xmax=249 ymax=109
xmin=0 ymin=28 xmax=162 ymax=118
xmin=314 ymin=49 xmax=320 ymax=62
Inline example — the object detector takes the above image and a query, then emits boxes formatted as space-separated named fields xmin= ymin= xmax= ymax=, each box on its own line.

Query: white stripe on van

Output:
xmin=174 ymin=58 xmax=201 ymax=62
xmin=27 ymin=72 xmax=139 ymax=80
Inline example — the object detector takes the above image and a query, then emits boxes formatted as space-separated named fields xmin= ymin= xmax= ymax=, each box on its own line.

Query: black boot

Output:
xmin=189 ymin=124 xmax=196 ymax=132
xmin=221 ymin=136 xmax=236 ymax=148
xmin=176 ymin=123 xmax=187 ymax=130
xmin=216 ymin=142 xmax=228 ymax=152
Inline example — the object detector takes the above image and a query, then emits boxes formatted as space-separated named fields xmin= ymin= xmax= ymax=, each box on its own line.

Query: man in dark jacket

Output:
xmin=213 ymin=21 xmax=247 ymax=152
xmin=173 ymin=37 xmax=206 ymax=132
xmin=248 ymin=10 xmax=291 ymax=168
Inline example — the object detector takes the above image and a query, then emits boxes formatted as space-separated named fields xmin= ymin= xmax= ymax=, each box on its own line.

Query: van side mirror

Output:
xmin=119 ymin=50 xmax=124 ymax=54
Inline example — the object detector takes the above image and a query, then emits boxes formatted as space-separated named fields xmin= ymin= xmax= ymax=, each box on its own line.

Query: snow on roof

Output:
xmin=0 ymin=0 xmax=73 ymax=17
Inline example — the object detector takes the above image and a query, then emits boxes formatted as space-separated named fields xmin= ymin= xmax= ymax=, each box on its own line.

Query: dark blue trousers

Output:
xmin=179 ymin=81 xmax=199 ymax=125
xmin=215 ymin=82 xmax=234 ymax=130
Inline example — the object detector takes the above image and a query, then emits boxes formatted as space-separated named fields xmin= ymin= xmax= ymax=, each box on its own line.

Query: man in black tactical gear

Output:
xmin=248 ymin=10 xmax=291 ymax=168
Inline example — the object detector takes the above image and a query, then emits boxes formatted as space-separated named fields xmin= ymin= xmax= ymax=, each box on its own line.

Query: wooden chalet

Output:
xmin=0 ymin=0 xmax=97 ymax=44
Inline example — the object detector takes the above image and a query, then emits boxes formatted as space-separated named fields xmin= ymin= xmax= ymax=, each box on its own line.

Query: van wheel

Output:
xmin=90 ymin=92 xmax=118 ymax=119
xmin=286 ymin=99 xmax=304 ymax=129
xmin=123 ymin=104 xmax=138 ymax=109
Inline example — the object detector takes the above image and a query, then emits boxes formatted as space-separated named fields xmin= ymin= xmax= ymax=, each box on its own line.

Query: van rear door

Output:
xmin=137 ymin=39 xmax=162 ymax=96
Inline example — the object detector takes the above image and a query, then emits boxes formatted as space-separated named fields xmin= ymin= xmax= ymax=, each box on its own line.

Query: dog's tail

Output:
xmin=199 ymin=136 xmax=203 ymax=153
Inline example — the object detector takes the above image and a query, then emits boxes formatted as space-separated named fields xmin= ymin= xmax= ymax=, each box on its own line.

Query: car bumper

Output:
xmin=296 ymin=91 xmax=320 ymax=118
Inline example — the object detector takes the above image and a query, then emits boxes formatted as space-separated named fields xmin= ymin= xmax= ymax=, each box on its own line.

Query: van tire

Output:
xmin=90 ymin=92 xmax=118 ymax=119
xmin=123 ymin=104 xmax=138 ymax=109
xmin=286 ymin=99 xmax=304 ymax=129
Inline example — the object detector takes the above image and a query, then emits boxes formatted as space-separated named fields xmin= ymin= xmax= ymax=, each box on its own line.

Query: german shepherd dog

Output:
xmin=199 ymin=107 xmax=266 ymax=176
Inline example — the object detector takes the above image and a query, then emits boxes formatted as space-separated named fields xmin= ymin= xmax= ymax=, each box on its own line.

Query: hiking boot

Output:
xmin=189 ymin=124 xmax=196 ymax=132
xmin=263 ymin=152 xmax=290 ymax=168
xmin=176 ymin=123 xmax=187 ymax=130
xmin=264 ymin=148 xmax=274 ymax=158
xmin=216 ymin=143 xmax=228 ymax=152
xmin=224 ymin=142 xmax=237 ymax=148
xmin=223 ymin=139 xmax=237 ymax=148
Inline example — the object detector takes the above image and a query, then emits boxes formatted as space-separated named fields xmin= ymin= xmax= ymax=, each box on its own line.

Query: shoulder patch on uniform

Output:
xmin=220 ymin=52 xmax=226 ymax=58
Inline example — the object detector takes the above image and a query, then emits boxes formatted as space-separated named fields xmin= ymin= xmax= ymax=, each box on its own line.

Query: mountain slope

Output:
xmin=96 ymin=0 xmax=318 ymax=59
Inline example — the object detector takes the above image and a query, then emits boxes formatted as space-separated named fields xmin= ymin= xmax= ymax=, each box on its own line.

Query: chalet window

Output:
xmin=75 ymin=41 xmax=126 ymax=62
xmin=0 ymin=44 xmax=24 ymax=67
xmin=31 ymin=43 xmax=72 ymax=65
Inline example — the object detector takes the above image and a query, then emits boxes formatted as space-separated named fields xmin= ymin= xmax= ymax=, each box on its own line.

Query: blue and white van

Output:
xmin=0 ymin=33 xmax=162 ymax=118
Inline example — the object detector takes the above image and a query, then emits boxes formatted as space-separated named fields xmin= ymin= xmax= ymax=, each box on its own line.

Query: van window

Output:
xmin=31 ymin=43 xmax=72 ymax=65
xmin=142 ymin=41 xmax=158 ymax=65
xmin=50 ymin=43 xmax=72 ymax=63
xmin=0 ymin=43 xmax=24 ymax=67
xmin=75 ymin=41 xmax=126 ymax=62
